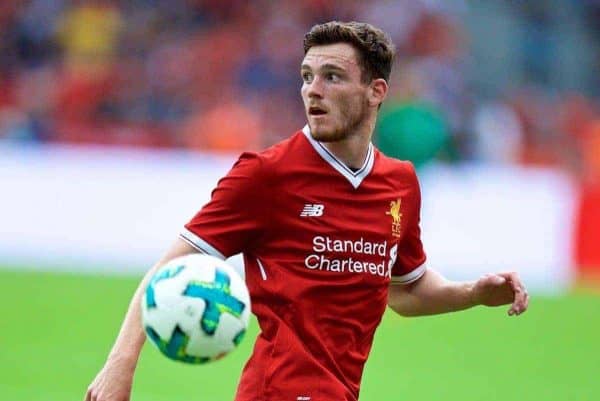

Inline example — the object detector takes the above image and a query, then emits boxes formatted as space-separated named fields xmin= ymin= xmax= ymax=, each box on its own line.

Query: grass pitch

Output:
xmin=0 ymin=269 xmax=598 ymax=401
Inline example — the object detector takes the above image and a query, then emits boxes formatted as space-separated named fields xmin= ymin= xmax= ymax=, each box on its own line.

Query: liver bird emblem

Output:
xmin=386 ymin=199 xmax=402 ymax=224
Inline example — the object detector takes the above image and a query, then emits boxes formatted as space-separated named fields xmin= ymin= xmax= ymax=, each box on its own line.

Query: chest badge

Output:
xmin=386 ymin=199 xmax=402 ymax=238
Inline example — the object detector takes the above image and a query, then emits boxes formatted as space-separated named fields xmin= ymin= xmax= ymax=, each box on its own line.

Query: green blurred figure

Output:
xmin=375 ymin=101 xmax=450 ymax=168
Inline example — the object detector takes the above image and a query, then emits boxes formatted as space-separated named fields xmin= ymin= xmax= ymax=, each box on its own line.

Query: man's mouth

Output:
xmin=309 ymin=106 xmax=327 ymax=116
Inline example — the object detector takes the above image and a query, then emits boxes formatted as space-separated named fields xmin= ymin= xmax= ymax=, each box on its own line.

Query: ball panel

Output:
xmin=145 ymin=264 xmax=185 ymax=309
xmin=183 ymin=268 xmax=247 ymax=336
xmin=233 ymin=328 xmax=246 ymax=346
xmin=145 ymin=325 xmax=212 ymax=364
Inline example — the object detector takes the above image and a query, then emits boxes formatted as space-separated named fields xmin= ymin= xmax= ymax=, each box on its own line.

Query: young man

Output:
xmin=85 ymin=21 xmax=529 ymax=401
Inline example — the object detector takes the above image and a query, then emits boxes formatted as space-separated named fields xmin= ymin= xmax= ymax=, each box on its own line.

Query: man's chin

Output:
xmin=308 ymin=125 xmax=345 ymax=143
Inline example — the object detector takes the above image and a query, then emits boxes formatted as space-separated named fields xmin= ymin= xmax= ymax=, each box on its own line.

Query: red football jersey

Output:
xmin=181 ymin=126 xmax=426 ymax=401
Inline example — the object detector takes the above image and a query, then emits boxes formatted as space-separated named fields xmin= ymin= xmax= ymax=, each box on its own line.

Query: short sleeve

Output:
xmin=180 ymin=152 xmax=266 ymax=259
xmin=390 ymin=163 xmax=427 ymax=284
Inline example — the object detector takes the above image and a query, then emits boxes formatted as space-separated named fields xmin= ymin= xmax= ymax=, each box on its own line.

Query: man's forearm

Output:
xmin=107 ymin=280 xmax=149 ymax=365
xmin=388 ymin=269 xmax=477 ymax=317
xmin=106 ymin=238 xmax=200 ymax=365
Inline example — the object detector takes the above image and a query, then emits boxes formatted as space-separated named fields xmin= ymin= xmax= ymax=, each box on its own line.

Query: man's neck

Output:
xmin=320 ymin=120 xmax=375 ymax=170
xmin=321 ymin=135 xmax=370 ymax=170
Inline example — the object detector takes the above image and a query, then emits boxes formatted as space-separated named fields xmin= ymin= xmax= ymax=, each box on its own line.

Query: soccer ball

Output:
xmin=141 ymin=253 xmax=251 ymax=364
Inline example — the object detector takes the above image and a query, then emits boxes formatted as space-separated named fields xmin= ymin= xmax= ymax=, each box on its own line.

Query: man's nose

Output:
xmin=307 ymin=76 xmax=324 ymax=99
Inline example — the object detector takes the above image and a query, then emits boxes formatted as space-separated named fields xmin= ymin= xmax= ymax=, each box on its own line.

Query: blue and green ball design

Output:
xmin=143 ymin=263 xmax=248 ymax=364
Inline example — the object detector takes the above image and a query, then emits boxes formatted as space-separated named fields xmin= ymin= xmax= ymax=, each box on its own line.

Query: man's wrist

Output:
xmin=108 ymin=347 xmax=140 ymax=368
xmin=465 ymin=281 xmax=479 ymax=308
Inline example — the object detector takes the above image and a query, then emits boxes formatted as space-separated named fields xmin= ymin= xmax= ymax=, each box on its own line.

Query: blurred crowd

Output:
xmin=1 ymin=0 xmax=600 ymax=182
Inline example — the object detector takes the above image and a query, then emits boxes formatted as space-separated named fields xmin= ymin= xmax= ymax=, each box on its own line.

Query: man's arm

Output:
xmin=388 ymin=268 xmax=529 ymax=317
xmin=85 ymin=238 xmax=199 ymax=401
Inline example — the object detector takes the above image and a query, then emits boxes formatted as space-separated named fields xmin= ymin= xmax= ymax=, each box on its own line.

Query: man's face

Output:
xmin=300 ymin=43 xmax=371 ymax=142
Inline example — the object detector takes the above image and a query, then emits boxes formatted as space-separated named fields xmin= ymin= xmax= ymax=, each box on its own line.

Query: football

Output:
xmin=141 ymin=253 xmax=251 ymax=364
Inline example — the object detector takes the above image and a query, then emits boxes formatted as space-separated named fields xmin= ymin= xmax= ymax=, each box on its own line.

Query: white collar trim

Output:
xmin=302 ymin=125 xmax=374 ymax=189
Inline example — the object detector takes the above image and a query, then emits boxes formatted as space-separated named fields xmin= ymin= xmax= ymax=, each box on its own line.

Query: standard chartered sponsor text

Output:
xmin=305 ymin=236 xmax=391 ymax=277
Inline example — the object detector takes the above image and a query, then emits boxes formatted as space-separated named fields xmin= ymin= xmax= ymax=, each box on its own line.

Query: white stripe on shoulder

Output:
xmin=179 ymin=228 xmax=226 ymax=260
xmin=390 ymin=263 xmax=427 ymax=285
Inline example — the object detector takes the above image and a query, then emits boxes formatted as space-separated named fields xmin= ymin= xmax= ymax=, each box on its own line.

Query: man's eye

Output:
xmin=327 ymin=73 xmax=339 ymax=82
xmin=302 ymin=73 xmax=313 ymax=82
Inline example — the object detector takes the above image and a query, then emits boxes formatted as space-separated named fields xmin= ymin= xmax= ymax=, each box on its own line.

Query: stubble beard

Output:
xmin=309 ymin=101 xmax=369 ymax=143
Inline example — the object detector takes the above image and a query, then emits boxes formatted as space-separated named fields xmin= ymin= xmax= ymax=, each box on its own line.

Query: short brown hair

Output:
xmin=303 ymin=21 xmax=395 ymax=83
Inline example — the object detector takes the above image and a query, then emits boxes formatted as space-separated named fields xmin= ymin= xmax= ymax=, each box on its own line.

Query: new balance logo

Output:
xmin=300 ymin=204 xmax=324 ymax=217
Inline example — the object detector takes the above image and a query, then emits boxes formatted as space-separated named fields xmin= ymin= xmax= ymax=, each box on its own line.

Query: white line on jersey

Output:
xmin=256 ymin=258 xmax=267 ymax=281
xmin=300 ymin=204 xmax=324 ymax=217
xmin=297 ymin=397 xmax=311 ymax=401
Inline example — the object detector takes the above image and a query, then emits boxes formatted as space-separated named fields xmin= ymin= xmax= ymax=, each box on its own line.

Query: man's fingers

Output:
xmin=523 ymin=290 xmax=530 ymax=311
xmin=503 ymin=272 xmax=528 ymax=315
xmin=509 ymin=294 xmax=529 ymax=315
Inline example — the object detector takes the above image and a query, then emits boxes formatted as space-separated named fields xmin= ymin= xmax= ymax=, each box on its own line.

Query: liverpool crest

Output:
xmin=386 ymin=199 xmax=402 ymax=238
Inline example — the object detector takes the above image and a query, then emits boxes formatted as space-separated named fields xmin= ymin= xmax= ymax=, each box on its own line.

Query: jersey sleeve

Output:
xmin=390 ymin=163 xmax=427 ymax=284
xmin=180 ymin=152 xmax=267 ymax=259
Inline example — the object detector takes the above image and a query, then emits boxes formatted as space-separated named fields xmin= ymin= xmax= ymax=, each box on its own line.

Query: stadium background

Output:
xmin=1 ymin=1 xmax=599 ymax=400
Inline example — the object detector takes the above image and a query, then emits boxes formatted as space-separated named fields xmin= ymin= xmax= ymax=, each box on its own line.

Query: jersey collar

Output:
xmin=302 ymin=125 xmax=374 ymax=189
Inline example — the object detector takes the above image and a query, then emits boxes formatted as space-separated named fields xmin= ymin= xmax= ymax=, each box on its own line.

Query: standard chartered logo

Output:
xmin=304 ymin=236 xmax=396 ymax=278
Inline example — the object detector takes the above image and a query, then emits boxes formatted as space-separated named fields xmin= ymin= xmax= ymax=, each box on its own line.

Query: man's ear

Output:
xmin=368 ymin=78 xmax=388 ymax=108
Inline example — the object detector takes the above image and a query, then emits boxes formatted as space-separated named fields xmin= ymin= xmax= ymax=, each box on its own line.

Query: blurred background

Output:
xmin=1 ymin=1 xmax=599 ymax=400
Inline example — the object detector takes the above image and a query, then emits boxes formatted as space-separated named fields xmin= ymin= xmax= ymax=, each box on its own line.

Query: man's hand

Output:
xmin=84 ymin=356 xmax=135 ymax=401
xmin=472 ymin=272 xmax=530 ymax=316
